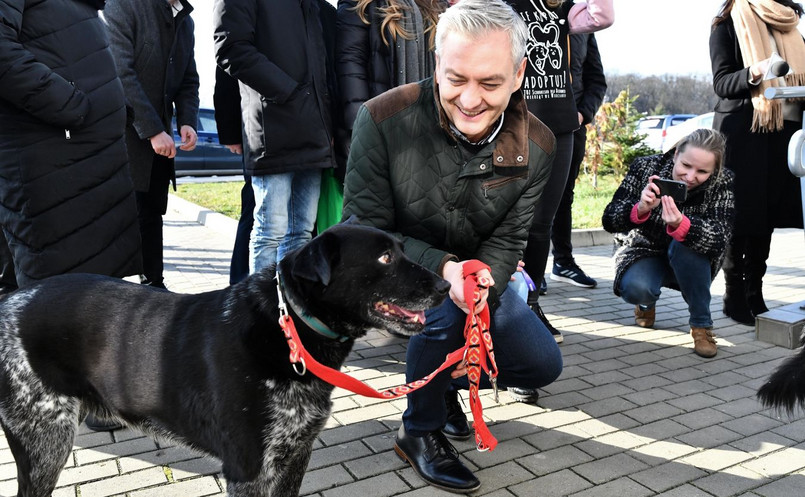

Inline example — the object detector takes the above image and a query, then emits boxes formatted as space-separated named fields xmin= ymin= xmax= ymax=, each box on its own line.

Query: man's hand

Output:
xmin=442 ymin=260 xmax=494 ymax=315
xmin=178 ymin=125 xmax=197 ymax=151
xmin=225 ymin=143 xmax=243 ymax=155
xmin=150 ymin=131 xmax=176 ymax=158
xmin=637 ymin=175 xmax=662 ymax=217
xmin=660 ymin=195 xmax=684 ymax=229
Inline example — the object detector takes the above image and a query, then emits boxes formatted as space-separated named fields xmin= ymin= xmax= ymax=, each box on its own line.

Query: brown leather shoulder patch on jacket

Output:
xmin=527 ymin=113 xmax=556 ymax=154
xmin=364 ymin=83 xmax=423 ymax=123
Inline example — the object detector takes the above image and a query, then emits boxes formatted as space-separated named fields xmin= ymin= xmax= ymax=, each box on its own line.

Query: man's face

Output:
xmin=435 ymin=30 xmax=526 ymax=142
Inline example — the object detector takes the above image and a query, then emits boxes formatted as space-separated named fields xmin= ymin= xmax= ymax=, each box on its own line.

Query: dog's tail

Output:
xmin=758 ymin=344 xmax=805 ymax=414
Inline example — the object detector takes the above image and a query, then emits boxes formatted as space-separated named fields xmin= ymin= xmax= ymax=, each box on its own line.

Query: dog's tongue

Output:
xmin=376 ymin=302 xmax=426 ymax=323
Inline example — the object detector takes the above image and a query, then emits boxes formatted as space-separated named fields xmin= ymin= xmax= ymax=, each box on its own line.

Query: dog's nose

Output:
xmin=435 ymin=279 xmax=451 ymax=295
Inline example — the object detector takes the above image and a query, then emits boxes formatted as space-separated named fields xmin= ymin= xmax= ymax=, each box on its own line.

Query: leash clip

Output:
xmin=275 ymin=272 xmax=289 ymax=319
xmin=491 ymin=377 xmax=499 ymax=403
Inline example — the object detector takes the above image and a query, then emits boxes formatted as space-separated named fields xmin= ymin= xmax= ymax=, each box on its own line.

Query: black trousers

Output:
xmin=230 ymin=175 xmax=255 ymax=285
xmin=522 ymin=131 xmax=574 ymax=304
xmin=551 ymin=126 xmax=587 ymax=267
xmin=135 ymin=154 xmax=172 ymax=286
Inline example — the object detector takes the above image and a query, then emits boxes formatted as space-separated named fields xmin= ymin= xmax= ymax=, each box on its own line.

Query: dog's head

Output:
xmin=278 ymin=221 xmax=450 ymax=338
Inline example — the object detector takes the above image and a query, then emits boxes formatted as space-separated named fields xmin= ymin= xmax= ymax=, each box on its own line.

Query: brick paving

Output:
xmin=1 ymin=193 xmax=805 ymax=496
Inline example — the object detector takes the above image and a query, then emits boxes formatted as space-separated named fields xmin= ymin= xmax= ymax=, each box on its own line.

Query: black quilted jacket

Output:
xmin=342 ymin=78 xmax=556 ymax=292
xmin=0 ymin=0 xmax=141 ymax=286
xmin=602 ymin=151 xmax=736 ymax=295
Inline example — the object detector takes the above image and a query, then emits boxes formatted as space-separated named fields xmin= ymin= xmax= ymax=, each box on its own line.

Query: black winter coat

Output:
xmin=569 ymin=33 xmax=606 ymax=127
xmin=104 ymin=0 xmax=200 ymax=192
xmin=335 ymin=0 xmax=395 ymax=132
xmin=214 ymin=0 xmax=336 ymax=176
xmin=0 ymin=0 xmax=141 ymax=286
xmin=710 ymin=18 xmax=803 ymax=234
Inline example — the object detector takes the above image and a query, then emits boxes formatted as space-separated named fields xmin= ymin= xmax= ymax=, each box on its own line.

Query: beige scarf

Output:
xmin=731 ymin=0 xmax=805 ymax=131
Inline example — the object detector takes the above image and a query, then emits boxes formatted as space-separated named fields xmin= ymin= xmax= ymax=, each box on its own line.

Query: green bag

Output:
xmin=316 ymin=168 xmax=344 ymax=233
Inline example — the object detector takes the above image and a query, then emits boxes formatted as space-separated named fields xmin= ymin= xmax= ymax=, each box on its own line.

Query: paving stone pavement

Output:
xmin=2 ymin=193 xmax=805 ymax=497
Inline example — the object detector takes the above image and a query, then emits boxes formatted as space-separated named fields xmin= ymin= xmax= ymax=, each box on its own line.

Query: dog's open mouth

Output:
xmin=373 ymin=302 xmax=425 ymax=325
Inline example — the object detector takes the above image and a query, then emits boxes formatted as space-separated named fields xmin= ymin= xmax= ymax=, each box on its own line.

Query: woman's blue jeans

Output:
xmin=402 ymin=283 xmax=563 ymax=436
xmin=618 ymin=240 xmax=713 ymax=328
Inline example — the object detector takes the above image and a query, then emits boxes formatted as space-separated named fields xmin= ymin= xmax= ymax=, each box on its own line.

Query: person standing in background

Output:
xmin=104 ymin=0 xmax=200 ymax=289
xmin=212 ymin=66 xmax=253 ymax=285
xmin=0 ymin=0 xmax=143 ymax=430
xmin=214 ymin=0 xmax=337 ymax=274
xmin=335 ymin=0 xmax=448 ymax=145
xmin=548 ymin=32 xmax=607 ymax=292
xmin=710 ymin=0 xmax=805 ymax=325
xmin=505 ymin=0 xmax=613 ymax=401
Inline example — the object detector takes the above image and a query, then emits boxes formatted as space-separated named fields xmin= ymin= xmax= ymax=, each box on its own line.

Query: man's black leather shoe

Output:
xmin=442 ymin=389 xmax=471 ymax=440
xmin=394 ymin=425 xmax=480 ymax=493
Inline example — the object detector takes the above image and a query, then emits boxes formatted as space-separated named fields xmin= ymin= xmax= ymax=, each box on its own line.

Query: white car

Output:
xmin=637 ymin=114 xmax=695 ymax=152
xmin=661 ymin=112 xmax=715 ymax=153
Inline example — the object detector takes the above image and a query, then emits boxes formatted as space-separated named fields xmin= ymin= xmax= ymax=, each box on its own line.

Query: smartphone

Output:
xmin=653 ymin=178 xmax=687 ymax=203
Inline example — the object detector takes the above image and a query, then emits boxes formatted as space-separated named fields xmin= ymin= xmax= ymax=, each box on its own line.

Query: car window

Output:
xmin=638 ymin=118 xmax=663 ymax=129
xmin=669 ymin=117 xmax=692 ymax=127
xmin=198 ymin=114 xmax=218 ymax=133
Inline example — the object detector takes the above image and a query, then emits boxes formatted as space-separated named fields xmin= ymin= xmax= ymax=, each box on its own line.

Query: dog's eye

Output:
xmin=378 ymin=252 xmax=392 ymax=265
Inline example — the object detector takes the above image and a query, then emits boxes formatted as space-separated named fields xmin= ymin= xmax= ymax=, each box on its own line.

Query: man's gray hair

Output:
xmin=434 ymin=0 xmax=528 ymax=71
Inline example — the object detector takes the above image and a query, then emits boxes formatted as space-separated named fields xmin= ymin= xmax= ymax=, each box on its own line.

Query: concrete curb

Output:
xmin=168 ymin=193 xmax=614 ymax=248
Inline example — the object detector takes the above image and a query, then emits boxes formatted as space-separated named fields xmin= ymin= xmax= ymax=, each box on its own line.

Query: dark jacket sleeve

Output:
xmin=172 ymin=16 xmax=200 ymax=132
xmin=336 ymin=0 xmax=372 ymax=132
xmin=602 ymin=156 xmax=650 ymax=234
xmin=0 ymin=0 xmax=89 ymax=128
xmin=104 ymin=0 xmax=165 ymax=140
xmin=710 ymin=20 xmax=753 ymax=101
xmin=574 ymin=34 xmax=607 ymax=126
xmin=213 ymin=0 xmax=298 ymax=104
xmin=213 ymin=66 xmax=243 ymax=145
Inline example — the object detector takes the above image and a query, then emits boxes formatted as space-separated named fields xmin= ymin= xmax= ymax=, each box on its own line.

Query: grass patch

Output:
xmin=173 ymin=173 xmax=622 ymax=229
xmin=175 ymin=181 xmax=244 ymax=220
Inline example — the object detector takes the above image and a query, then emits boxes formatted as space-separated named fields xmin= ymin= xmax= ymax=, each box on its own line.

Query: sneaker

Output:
xmin=507 ymin=387 xmax=540 ymax=404
xmin=551 ymin=262 xmax=597 ymax=288
xmin=539 ymin=277 xmax=547 ymax=295
xmin=529 ymin=303 xmax=563 ymax=343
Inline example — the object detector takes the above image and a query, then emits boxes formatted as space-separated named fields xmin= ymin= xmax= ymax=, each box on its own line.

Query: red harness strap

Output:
xmin=278 ymin=259 xmax=499 ymax=451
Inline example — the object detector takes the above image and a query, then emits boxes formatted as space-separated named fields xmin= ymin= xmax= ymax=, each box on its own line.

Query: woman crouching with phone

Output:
xmin=603 ymin=128 xmax=735 ymax=358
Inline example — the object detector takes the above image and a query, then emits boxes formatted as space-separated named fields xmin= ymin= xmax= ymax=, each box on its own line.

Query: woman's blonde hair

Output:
xmin=353 ymin=0 xmax=446 ymax=49
xmin=675 ymin=128 xmax=728 ymax=179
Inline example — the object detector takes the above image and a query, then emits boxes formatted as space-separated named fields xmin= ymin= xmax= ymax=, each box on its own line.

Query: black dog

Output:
xmin=758 ymin=334 xmax=805 ymax=414
xmin=0 ymin=222 xmax=449 ymax=497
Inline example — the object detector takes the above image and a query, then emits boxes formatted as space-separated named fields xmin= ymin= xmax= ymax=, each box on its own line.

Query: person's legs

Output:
xmin=667 ymin=240 xmax=714 ymax=328
xmin=523 ymin=132 xmax=574 ymax=303
xmin=550 ymin=129 xmax=597 ymax=289
xmin=277 ymin=169 xmax=321 ymax=261
xmin=721 ymin=234 xmax=753 ymax=324
xmin=744 ymin=231 xmax=773 ymax=316
xmin=618 ymin=256 xmax=669 ymax=309
xmin=229 ymin=175 xmax=255 ymax=285
xmin=551 ymin=128 xmax=584 ymax=267
xmin=135 ymin=155 xmax=172 ymax=288
xmin=250 ymin=173 xmax=291 ymax=274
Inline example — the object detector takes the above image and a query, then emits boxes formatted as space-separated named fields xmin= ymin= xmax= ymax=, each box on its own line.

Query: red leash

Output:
xmin=277 ymin=260 xmax=500 ymax=451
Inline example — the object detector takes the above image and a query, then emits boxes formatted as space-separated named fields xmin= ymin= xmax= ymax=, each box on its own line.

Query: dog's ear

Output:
xmin=288 ymin=231 xmax=339 ymax=286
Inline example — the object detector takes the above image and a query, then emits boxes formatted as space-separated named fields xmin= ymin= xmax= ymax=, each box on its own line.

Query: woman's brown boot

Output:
xmin=690 ymin=327 xmax=717 ymax=358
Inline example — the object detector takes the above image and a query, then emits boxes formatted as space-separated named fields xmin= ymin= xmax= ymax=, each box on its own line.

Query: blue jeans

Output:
xmin=618 ymin=240 xmax=713 ymax=328
xmin=402 ymin=284 xmax=563 ymax=436
xmin=250 ymin=170 xmax=321 ymax=273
